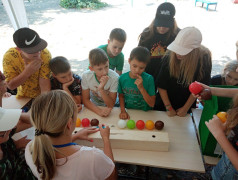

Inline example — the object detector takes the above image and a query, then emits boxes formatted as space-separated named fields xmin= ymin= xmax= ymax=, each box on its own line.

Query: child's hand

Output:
xmin=119 ymin=111 xmax=130 ymax=119
xmin=134 ymin=75 xmax=143 ymax=90
xmin=77 ymin=104 xmax=82 ymax=112
xmin=99 ymin=107 xmax=112 ymax=117
xmin=192 ymin=81 xmax=210 ymax=100
xmin=98 ymin=76 xmax=109 ymax=90
xmin=176 ymin=106 xmax=188 ymax=117
xmin=74 ymin=127 xmax=99 ymax=141
xmin=205 ymin=115 xmax=226 ymax=138
xmin=3 ymin=92 xmax=11 ymax=97
xmin=99 ymin=124 xmax=110 ymax=141
xmin=166 ymin=108 xmax=176 ymax=117
xmin=14 ymin=136 xmax=31 ymax=150
xmin=62 ymin=78 xmax=74 ymax=89
xmin=24 ymin=58 xmax=42 ymax=75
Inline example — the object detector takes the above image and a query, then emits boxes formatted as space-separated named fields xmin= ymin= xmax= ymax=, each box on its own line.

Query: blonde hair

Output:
xmin=30 ymin=90 xmax=77 ymax=180
xmin=169 ymin=45 xmax=212 ymax=86
xmin=222 ymin=60 xmax=238 ymax=78
xmin=138 ymin=19 xmax=179 ymax=44
xmin=226 ymin=94 xmax=238 ymax=134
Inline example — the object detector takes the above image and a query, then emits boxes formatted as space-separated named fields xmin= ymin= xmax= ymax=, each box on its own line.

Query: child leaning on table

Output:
xmin=206 ymin=94 xmax=238 ymax=179
xmin=82 ymin=48 xmax=119 ymax=117
xmin=98 ymin=28 xmax=127 ymax=75
xmin=49 ymin=56 xmax=82 ymax=111
xmin=25 ymin=90 xmax=117 ymax=180
xmin=118 ymin=46 xmax=156 ymax=119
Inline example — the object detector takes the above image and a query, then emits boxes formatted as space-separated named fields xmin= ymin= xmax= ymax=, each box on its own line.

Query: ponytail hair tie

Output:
xmin=35 ymin=129 xmax=45 ymax=136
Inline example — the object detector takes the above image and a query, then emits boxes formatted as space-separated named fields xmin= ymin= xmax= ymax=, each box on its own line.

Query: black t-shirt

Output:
xmin=211 ymin=74 xmax=223 ymax=85
xmin=138 ymin=28 xmax=179 ymax=81
xmin=155 ymin=53 xmax=211 ymax=111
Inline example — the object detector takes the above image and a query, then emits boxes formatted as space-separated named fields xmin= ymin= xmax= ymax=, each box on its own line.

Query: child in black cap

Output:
xmin=3 ymin=27 xmax=51 ymax=99
xmin=138 ymin=2 xmax=180 ymax=83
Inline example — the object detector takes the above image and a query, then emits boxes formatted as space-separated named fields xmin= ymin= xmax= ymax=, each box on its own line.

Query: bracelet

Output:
xmin=166 ymin=106 xmax=173 ymax=111
xmin=165 ymin=104 xmax=171 ymax=107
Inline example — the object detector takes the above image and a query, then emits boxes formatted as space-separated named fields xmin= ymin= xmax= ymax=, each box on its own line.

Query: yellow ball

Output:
xmin=76 ymin=118 xmax=81 ymax=127
xmin=145 ymin=120 xmax=154 ymax=130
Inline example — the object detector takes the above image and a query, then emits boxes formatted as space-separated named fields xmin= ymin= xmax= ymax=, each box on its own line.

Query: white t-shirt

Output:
xmin=25 ymin=142 xmax=115 ymax=180
xmin=81 ymin=69 xmax=119 ymax=106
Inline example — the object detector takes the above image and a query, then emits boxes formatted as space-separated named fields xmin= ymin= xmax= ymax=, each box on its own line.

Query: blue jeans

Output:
xmin=212 ymin=152 xmax=238 ymax=180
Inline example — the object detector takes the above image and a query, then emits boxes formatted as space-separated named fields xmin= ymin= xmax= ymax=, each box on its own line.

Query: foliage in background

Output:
xmin=60 ymin=0 xmax=108 ymax=9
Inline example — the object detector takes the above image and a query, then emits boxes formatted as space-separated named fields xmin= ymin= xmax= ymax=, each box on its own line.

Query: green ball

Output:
xmin=127 ymin=120 xmax=136 ymax=129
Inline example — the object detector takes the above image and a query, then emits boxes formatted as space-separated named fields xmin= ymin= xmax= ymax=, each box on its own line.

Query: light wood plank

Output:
xmin=2 ymin=95 xmax=31 ymax=109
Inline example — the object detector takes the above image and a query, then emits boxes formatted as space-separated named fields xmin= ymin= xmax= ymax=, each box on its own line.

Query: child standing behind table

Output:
xmin=98 ymin=28 xmax=127 ymax=75
xmin=82 ymin=48 xmax=119 ymax=117
xmin=118 ymin=46 xmax=156 ymax=119
xmin=211 ymin=60 xmax=238 ymax=86
xmin=49 ymin=56 xmax=82 ymax=111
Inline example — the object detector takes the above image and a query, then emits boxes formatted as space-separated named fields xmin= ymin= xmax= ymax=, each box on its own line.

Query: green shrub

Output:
xmin=60 ymin=0 xmax=108 ymax=9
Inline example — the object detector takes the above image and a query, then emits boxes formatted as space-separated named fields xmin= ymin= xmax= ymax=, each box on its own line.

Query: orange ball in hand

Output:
xmin=145 ymin=120 xmax=154 ymax=130
xmin=216 ymin=112 xmax=227 ymax=123
xmin=76 ymin=118 xmax=81 ymax=127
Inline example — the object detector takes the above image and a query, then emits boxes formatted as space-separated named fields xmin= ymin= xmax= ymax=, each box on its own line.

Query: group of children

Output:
xmin=0 ymin=1 xmax=238 ymax=179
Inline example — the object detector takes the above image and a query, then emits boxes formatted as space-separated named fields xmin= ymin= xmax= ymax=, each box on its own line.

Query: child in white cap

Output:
xmin=155 ymin=27 xmax=212 ymax=117
xmin=0 ymin=71 xmax=36 ymax=179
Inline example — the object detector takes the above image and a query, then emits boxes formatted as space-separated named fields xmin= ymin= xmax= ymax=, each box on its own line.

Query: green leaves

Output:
xmin=60 ymin=0 xmax=108 ymax=9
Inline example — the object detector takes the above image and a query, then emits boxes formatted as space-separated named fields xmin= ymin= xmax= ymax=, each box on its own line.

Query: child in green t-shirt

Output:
xmin=118 ymin=47 xmax=156 ymax=119
xmin=98 ymin=28 xmax=126 ymax=75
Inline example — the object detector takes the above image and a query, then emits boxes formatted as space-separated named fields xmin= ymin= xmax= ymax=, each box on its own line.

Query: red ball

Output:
xmin=82 ymin=118 xmax=90 ymax=127
xmin=189 ymin=82 xmax=203 ymax=95
xmin=136 ymin=120 xmax=145 ymax=130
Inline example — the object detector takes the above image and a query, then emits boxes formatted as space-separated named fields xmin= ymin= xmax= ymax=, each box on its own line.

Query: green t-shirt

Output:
xmin=98 ymin=44 xmax=124 ymax=71
xmin=118 ymin=72 xmax=155 ymax=111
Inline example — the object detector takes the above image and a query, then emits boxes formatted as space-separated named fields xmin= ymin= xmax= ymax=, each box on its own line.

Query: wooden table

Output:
xmin=76 ymin=107 xmax=205 ymax=173
xmin=192 ymin=108 xmax=220 ymax=165
xmin=2 ymin=95 xmax=31 ymax=109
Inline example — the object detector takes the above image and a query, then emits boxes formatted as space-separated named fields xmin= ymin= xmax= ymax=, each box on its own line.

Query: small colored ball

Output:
xmin=91 ymin=118 xmax=99 ymax=126
xmin=145 ymin=120 xmax=154 ymax=130
xmin=155 ymin=120 xmax=164 ymax=130
xmin=189 ymin=82 xmax=203 ymax=95
xmin=127 ymin=120 xmax=136 ymax=129
xmin=76 ymin=118 xmax=81 ymax=127
xmin=217 ymin=112 xmax=227 ymax=123
xmin=200 ymin=88 xmax=212 ymax=100
xmin=82 ymin=118 xmax=90 ymax=127
xmin=117 ymin=119 xmax=127 ymax=129
xmin=136 ymin=120 xmax=145 ymax=130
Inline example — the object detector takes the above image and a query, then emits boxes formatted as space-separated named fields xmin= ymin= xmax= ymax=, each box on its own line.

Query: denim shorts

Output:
xmin=211 ymin=152 xmax=238 ymax=180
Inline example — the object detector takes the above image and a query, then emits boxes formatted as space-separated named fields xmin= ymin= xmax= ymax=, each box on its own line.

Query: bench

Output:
xmin=195 ymin=0 xmax=218 ymax=11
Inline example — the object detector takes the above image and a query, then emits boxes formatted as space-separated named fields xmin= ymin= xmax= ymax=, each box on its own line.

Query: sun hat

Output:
xmin=0 ymin=107 xmax=21 ymax=131
xmin=154 ymin=2 xmax=175 ymax=28
xmin=167 ymin=27 xmax=202 ymax=56
xmin=13 ymin=27 xmax=47 ymax=54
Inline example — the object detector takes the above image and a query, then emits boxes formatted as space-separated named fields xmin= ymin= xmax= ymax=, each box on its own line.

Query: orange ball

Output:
xmin=217 ymin=112 xmax=227 ymax=123
xmin=76 ymin=118 xmax=81 ymax=127
xmin=145 ymin=120 xmax=154 ymax=130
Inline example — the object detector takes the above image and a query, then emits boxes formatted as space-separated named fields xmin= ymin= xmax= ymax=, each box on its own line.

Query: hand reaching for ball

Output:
xmin=119 ymin=111 xmax=130 ymax=120
xmin=99 ymin=124 xmax=110 ymax=141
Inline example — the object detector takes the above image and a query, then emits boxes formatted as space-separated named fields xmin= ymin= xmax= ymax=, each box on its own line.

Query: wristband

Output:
xmin=166 ymin=106 xmax=173 ymax=111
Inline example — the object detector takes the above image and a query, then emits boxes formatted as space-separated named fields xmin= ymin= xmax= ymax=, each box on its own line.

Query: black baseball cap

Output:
xmin=154 ymin=2 xmax=176 ymax=28
xmin=13 ymin=27 xmax=47 ymax=54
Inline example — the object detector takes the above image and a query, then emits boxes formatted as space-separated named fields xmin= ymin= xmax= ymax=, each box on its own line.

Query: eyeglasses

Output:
xmin=0 ymin=131 xmax=7 ymax=138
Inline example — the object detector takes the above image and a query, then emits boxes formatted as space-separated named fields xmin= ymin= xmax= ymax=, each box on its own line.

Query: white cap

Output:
xmin=0 ymin=107 xmax=21 ymax=131
xmin=167 ymin=27 xmax=202 ymax=56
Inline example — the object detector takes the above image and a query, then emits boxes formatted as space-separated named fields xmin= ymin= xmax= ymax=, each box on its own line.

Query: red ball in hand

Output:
xmin=189 ymin=82 xmax=203 ymax=95
xmin=136 ymin=120 xmax=145 ymax=130
xmin=82 ymin=118 xmax=90 ymax=127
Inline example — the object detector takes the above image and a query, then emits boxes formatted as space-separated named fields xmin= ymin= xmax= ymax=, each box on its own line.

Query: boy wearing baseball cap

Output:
xmin=3 ymin=27 xmax=51 ymax=98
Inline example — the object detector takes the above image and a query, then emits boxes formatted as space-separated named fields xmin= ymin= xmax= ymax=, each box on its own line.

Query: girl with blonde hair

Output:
xmin=206 ymin=94 xmax=238 ymax=179
xmin=25 ymin=90 xmax=116 ymax=180
xmin=138 ymin=2 xmax=180 ymax=82
xmin=155 ymin=27 xmax=212 ymax=117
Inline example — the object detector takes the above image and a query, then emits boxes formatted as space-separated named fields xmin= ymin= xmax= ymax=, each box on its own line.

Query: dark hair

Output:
xmin=109 ymin=28 xmax=127 ymax=42
xmin=89 ymin=48 xmax=108 ymax=66
xmin=129 ymin=46 xmax=150 ymax=64
xmin=49 ymin=56 xmax=71 ymax=75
